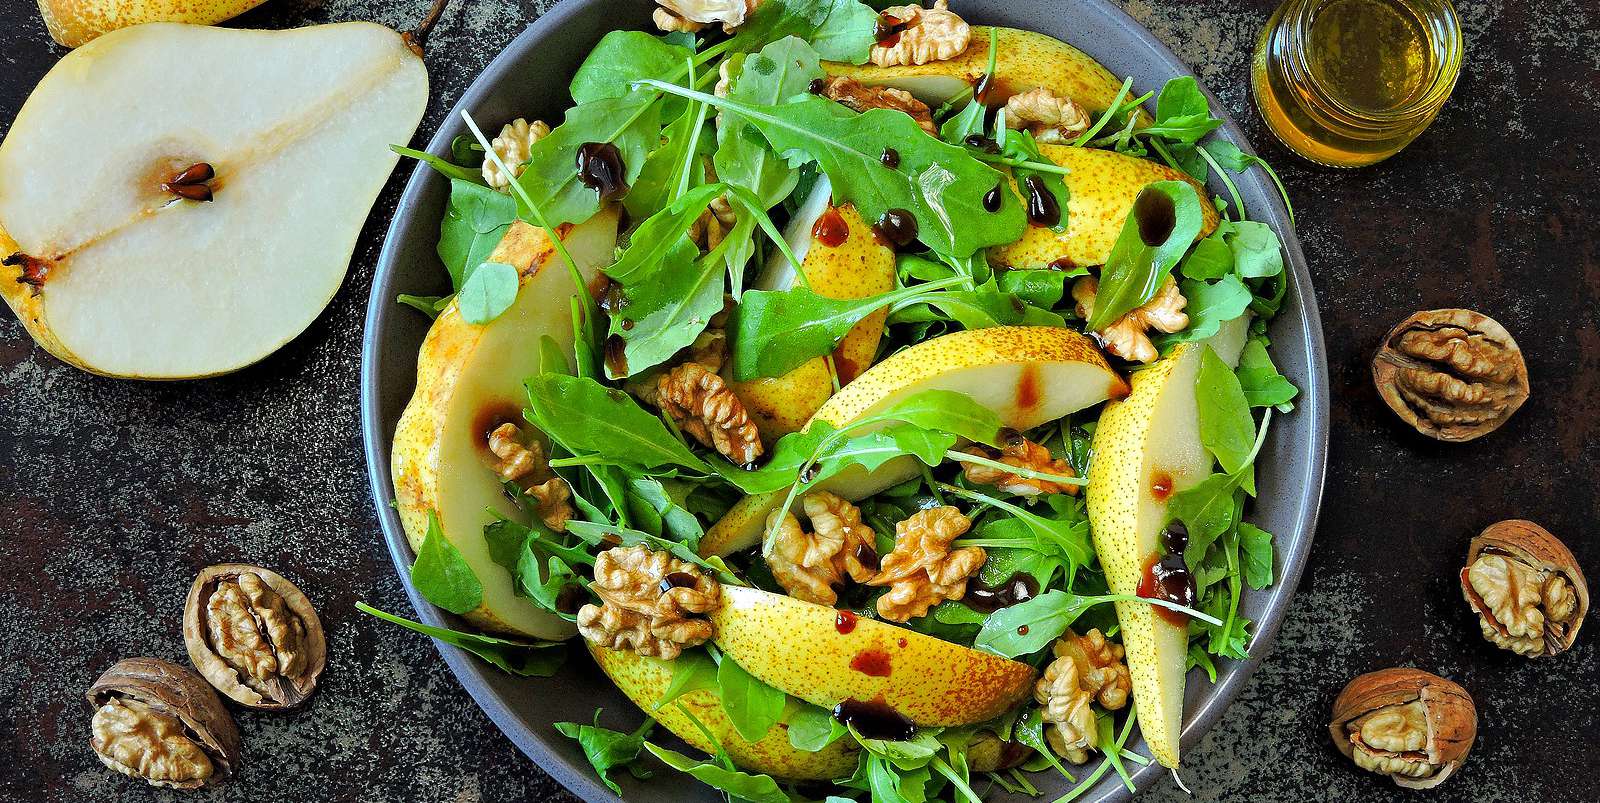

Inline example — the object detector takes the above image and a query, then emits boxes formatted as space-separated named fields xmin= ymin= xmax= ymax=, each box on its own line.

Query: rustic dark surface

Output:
xmin=1 ymin=0 xmax=1596 ymax=801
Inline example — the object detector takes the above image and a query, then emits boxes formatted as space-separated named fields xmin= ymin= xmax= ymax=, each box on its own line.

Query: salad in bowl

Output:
xmin=374 ymin=0 xmax=1301 ymax=799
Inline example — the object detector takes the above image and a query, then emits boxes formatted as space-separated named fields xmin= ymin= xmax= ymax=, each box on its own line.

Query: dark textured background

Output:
xmin=2 ymin=0 xmax=1595 ymax=801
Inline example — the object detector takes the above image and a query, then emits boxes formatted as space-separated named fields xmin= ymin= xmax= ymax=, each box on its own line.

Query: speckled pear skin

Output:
xmin=37 ymin=0 xmax=269 ymax=48
xmin=989 ymin=145 xmax=1219 ymax=271
xmin=589 ymin=645 xmax=859 ymax=780
xmin=825 ymin=26 xmax=1131 ymax=113
xmin=709 ymin=586 xmax=1036 ymax=726
xmin=808 ymin=203 xmax=896 ymax=384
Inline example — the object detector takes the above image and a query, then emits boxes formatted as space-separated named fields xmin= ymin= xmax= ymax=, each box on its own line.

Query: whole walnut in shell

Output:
xmin=1329 ymin=668 xmax=1476 ymax=789
xmin=1460 ymin=520 xmax=1588 ymax=657
xmin=183 ymin=564 xmax=326 ymax=710
xmin=1371 ymin=308 xmax=1529 ymax=441
xmin=86 ymin=657 xmax=242 ymax=789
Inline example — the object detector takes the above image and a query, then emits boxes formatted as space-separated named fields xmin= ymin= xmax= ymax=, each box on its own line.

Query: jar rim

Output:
xmin=1281 ymin=0 xmax=1463 ymax=127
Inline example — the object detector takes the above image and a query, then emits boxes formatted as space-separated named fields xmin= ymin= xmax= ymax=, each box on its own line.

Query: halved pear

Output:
xmin=391 ymin=209 xmax=620 ymax=640
xmin=37 ymin=0 xmax=268 ymax=47
xmin=711 ymin=586 xmax=1035 ymax=726
xmin=730 ymin=178 xmax=896 ymax=440
xmin=0 ymin=22 xmax=427 ymax=379
xmin=824 ymin=26 xmax=1130 ymax=112
xmin=989 ymin=145 xmax=1218 ymax=270
xmin=590 ymin=646 xmax=858 ymax=780
xmin=1083 ymin=314 xmax=1250 ymax=768
xmin=701 ymin=326 xmax=1126 ymax=556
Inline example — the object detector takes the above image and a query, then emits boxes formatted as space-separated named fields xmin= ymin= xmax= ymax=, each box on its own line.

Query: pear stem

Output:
xmin=404 ymin=0 xmax=451 ymax=55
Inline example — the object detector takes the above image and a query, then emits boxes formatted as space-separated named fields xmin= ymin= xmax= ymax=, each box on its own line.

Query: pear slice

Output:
xmin=701 ymin=326 xmax=1126 ymax=556
xmin=0 ymin=22 xmax=428 ymax=379
xmin=591 ymin=645 xmax=859 ymax=780
xmin=730 ymin=178 xmax=896 ymax=440
xmin=711 ymin=586 xmax=1036 ymax=726
xmin=989 ymin=145 xmax=1218 ymax=271
xmin=825 ymin=26 xmax=1130 ymax=112
xmin=36 ymin=0 xmax=269 ymax=47
xmin=391 ymin=209 xmax=620 ymax=640
xmin=1083 ymin=314 xmax=1250 ymax=768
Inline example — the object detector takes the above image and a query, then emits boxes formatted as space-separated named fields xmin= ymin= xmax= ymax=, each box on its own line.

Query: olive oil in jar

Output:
xmin=1252 ymin=0 xmax=1462 ymax=167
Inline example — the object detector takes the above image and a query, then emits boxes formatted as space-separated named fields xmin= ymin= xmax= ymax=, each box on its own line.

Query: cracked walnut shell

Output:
xmin=764 ymin=491 xmax=879 ymax=606
xmin=870 ymin=1 xmax=971 ymax=67
xmin=86 ymin=658 xmax=241 ymax=790
xmin=1372 ymin=309 xmax=1529 ymax=442
xmin=577 ymin=545 xmax=721 ymax=659
xmin=658 ymin=361 xmax=764 ymax=467
xmin=1329 ymin=668 xmax=1476 ymax=790
xmin=868 ymin=506 xmax=984 ymax=622
xmin=1460 ymin=520 xmax=1587 ymax=657
xmin=183 ymin=564 xmax=326 ymax=710
xmin=819 ymin=77 xmax=938 ymax=136
xmin=1073 ymin=275 xmax=1189 ymax=364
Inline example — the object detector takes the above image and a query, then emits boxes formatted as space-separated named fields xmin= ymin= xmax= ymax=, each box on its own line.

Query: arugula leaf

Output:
xmin=1013 ymin=706 xmax=1075 ymax=779
xmin=1235 ymin=339 xmax=1299 ymax=408
xmin=410 ymin=511 xmax=482 ymax=614
xmin=717 ymin=655 xmax=787 ymax=743
xmin=394 ymin=144 xmax=482 ymax=184
xmin=641 ymin=82 xmax=1026 ymax=256
xmin=644 ymin=743 xmax=790 ymax=803
xmin=1225 ymin=220 xmax=1285 ymax=279
xmin=608 ymin=235 xmax=726 ymax=378
xmin=998 ymin=268 xmax=1076 ymax=308
xmin=851 ymin=727 xmax=943 ymax=770
xmin=806 ymin=0 xmax=879 ymax=63
xmin=1202 ymin=138 xmax=1296 ymax=225
xmin=555 ymin=714 xmax=655 ymax=794
xmin=1140 ymin=76 xmax=1224 ymax=144
xmin=396 ymin=293 xmax=451 ymax=318
xmin=357 ymin=602 xmax=564 ymax=676
xmin=566 ymin=521 xmax=739 ymax=585
xmin=887 ymin=283 xmax=1065 ymax=330
xmin=570 ymin=31 xmax=694 ymax=104
xmin=1084 ymin=181 xmax=1205 ymax=330
xmin=715 ymin=38 xmax=824 ymax=210
xmin=626 ymin=94 xmax=713 ymax=220
xmin=608 ymin=183 xmax=729 ymax=283
xmin=971 ymin=589 xmax=1111 ymax=657
xmin=1171 ymin=471 xmax=1243 ymax=561
xmin=728 ymin=0 xmax=877 ymax=64
xmin=943 ymin=486 xmax=1092 ymax=570
xmin=437 ymin=178 xmax=515 ymax=289
xmin=1177 ymin=234 xmax=1233 ymax=281
xmin=730 ymin=276 xmax=964 ymax=379
xmin=939 ymin=96 xmax=987 ymax=144
xmin=999 ymin=128 xmax=1070 ymax=233
xmin=1195 ymin=346 xmax=1256 ymax=475
xmin=525 ymin=373 xmax=712 ymax=473
xmin=787 ymin=703 xmax=847 ymax=751
xmin=627 ymin=477 xmax=706 ymax=548
xmin=514 ymin=93 xmax=663 ymax=227
xmin=659 ymin=649 xmax=720 ymax=709
xmin=456 ymin=261 xmax=519 ymax=324
xmin=1156 ymin=276 xmax=1252 ymax=346
xmin=1239 ymin=522 xmax=1275 ymax=589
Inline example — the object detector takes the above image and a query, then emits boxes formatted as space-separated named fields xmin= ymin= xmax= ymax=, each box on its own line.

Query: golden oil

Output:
xmin=1252 ymin=0 xmax=1462 ymax=167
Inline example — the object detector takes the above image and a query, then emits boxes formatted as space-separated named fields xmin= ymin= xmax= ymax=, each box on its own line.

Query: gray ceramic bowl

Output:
xmin=360 ymin=1 xmax=1328 ymax=800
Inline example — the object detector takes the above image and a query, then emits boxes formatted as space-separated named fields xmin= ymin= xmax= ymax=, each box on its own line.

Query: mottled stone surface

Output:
xmin=1 ymin=1 xmax=1596 ymax=801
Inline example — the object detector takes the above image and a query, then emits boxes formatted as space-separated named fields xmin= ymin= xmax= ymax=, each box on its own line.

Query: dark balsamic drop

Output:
xmin=1162 ymin=521 xmax=1190 ymax=555
xmin=603 ymin=333 xmax=629 ymax=376
xmin=874 ymin=13 xmax=907 ymax=47
xmin=659 ymin=572 xmax=699 ymax=593
xmin=997 ymin=427 xmax=1025 ymax=448
xmin=873 ymin=208 xmax=919 ymax=249
xmin=1138 ymin=553 xmax=1197 ymax=626
xmin=850 ymin=648 xmax=892 ymax=677
xmin=964 ymin=134 xmax=1000 ymax=153
xmin=812 ymin=206 xmax=850 ymax=248
xmin=620 ymin=319 xmax=635 ymax=331
xmin=575 ymin=142 xmax=628 ymax=201
xmin=982 ymin=184 xmax=1004 ymax=213
xmin=1150 ymin=471 xmax=1174 ymax=501
xmin=854 ymin=543 xmax=881 ymax=572
xmin=799 ymin=463 xmax=822 ymax=483
xmin=835 ymin=610 xmax=858 ymax=634
xmin=880 ymin=147 xmax=901 ymax=169
xmin=1047 ymin=256 xmax=1078 ymax=271
xmin=1023 ymin=175 xmax=1061 ymax=227
xmin=962 ymin=571 xmax=1040 ymax=614
xmin=974 ymin=72 xmax=995 ymax=105
xmin=1134 ymin=188 xmax=1177 ymax=246
xmin=598 ymin=280 xmax=629 ymax=315
xmin=809 ymin=77 xmax=828 ymax=95
xmin=832 ymin=699 xmax=915 ymax=741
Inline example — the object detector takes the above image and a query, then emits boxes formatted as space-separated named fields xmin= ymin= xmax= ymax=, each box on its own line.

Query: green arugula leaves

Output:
xmin=455 ymin=261 xmax=519 ymax=324
xmin=1195 ymin=346 xmax=1256 ymax=476
xmin=570 ymin=31 xmax=695 ymax=104
xmin=555 ymin=715 xmax=655 ymax=794
xmin=1084 ymin=181 xmax=1204 ymax=331
xmin=644 ymin=743 xmax=790 ymax=803
xmin=717 ymin=654 xmax=787 ymax=742
xmin=715 ymin=38 xmax=824 ymax=211
xmin=357 ymin=602 xmax=565 ymax=676
xmin=436 ymin=178 xmax=515 ymax=290
xmin=514 ymin=93 xmax=663 ymax=227
xmin=409 ymin=511 xmax=482 ymax=615
xmin=525 ymin=372 xmax=712 ymax=474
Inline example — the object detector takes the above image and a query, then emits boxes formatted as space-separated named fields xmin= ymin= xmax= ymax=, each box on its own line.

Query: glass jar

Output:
xmin=1251 ymin=0 xmax=1462 ymax=167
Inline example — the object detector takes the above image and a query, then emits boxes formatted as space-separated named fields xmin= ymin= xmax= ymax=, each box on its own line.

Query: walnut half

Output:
xmin=819 ymin=77 xmax=938 ymax=136
xmin=577 ymin=545 xmax=721 ymax=660
xmin=1072 ymin=275 xmax=1189 ymax=364
xmin=1329 ymin=668 xmax=1476 ymax=789
xmin=867 ymin=506 xmax=984 ymax=622
xmin=1034 ymin=628 xmax=1131 ymax=764
xmin=870 ymin=1 xmax=971 ymax=67
xmin=1372 ymin=308 xmax=1530 ymax=442
xmin=1460 ymin=520 xmax=1588 ymax=657
xmin=86 ymin=658 xmax=241 ymax=790
xmin=764 ymin=491 xmax=879 ymax=605
xmin=183 ymin=564 xmax=326 ymax=710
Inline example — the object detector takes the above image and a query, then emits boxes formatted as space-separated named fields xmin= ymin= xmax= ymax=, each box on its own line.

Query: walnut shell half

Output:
xmin=86 ymin=657 xmax=242 ymax=789
xmin=1371 ymin=308 xmax=1529 ymax=442
xmin=1329 ymin=668 xmax=1476 ymax=789
xmin=183 ymin=564 xmax=326 ymax=710
xmin=1461 ymin=520 xmax=1588 ymax=657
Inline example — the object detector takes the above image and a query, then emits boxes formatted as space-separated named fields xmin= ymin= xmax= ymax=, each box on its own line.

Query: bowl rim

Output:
xmin=359 ymin=1 xmax=1329 ymax=800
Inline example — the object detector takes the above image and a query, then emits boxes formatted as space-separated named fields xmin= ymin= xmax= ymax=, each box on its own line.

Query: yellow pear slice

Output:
xmin=591 ymin=646 xmax=859 ymax=780
xmin=1084 ymin=314 xmax=1250 ymax=768
xmin=711 ymin=586 xmax=1035 ymax=726
xmin=702 ymin=326 xmax=1126 ymax=556
xmin=825 ymin=26 xmax=1129 ymax=111
xmin=391 ymin=209 xmax=620 ymax=640
xmin=37 ymin=0 xmax=269 ymax=47
xmin=731 ymin=178 xmax=896 ymax=440
xmin=989 ymin=145 xmax=1219 ymax=271
xmin=0 ymin=23 xmax=427 ymax=378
